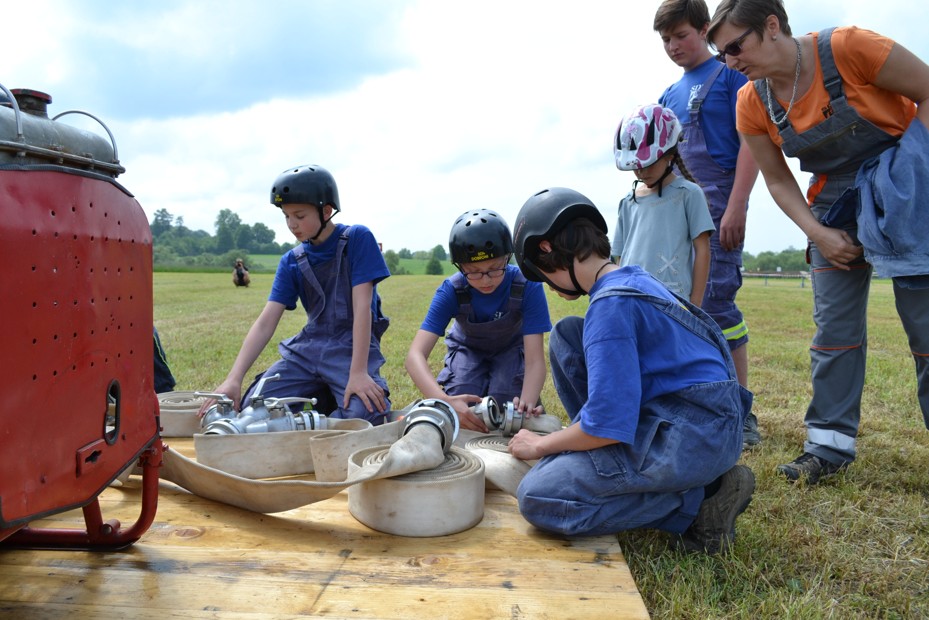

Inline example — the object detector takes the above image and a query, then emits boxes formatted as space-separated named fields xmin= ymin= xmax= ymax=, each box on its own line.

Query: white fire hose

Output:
xmin=157 ymin=391 xmax=209 ymax=436
xmin=153 ymin=393 xmax=557 ymax=537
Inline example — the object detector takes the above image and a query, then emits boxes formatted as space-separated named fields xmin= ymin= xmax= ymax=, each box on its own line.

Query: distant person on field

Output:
xmin=199 ymin=165 xmax=391 ymax=424
xmin=612 ymin=103 xmax=715 ymax=307
xmin=233 ymin=258 xmax=250 ymax=287
xmin=405 ymin=209 xmax=551 ymax=432
xmin=508 ymin=187 xmax=753 ymax=553
xmin=654 ymin=0 xmax=761 ymax=449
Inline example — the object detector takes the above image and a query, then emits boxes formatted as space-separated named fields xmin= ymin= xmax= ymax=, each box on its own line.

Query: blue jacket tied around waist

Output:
xmin=827 ymin=117 xmax=929 ymax=286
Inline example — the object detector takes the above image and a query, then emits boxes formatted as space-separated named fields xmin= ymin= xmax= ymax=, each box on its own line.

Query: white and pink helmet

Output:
xmin=614 ymin=104 xmax=682 ymax=171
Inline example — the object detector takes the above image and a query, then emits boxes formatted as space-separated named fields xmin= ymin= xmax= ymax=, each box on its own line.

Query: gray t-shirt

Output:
xmin=611 ymin=177 xmax=715 ymax=297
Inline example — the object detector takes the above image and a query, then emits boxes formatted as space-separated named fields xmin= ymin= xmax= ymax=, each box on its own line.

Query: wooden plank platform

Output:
xmin=0 ymin=439 xmax=649 ymax=619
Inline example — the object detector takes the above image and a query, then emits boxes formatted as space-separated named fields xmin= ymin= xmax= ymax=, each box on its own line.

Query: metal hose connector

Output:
xmin=402 ymin=398 xmax=460 ymax=452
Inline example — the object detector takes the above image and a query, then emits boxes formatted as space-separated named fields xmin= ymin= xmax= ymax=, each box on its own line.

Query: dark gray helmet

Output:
xmin=449 ymin=209 xmax=514 ymax=266
xmin=513 ymin=187 xmax=607 ymax=282
xmin=270 ymin=165 xmax=340 ymax=213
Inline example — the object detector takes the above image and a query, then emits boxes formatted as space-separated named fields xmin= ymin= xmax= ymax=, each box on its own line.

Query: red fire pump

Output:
xmin=0 ymin=86 xmax=161 ymax=549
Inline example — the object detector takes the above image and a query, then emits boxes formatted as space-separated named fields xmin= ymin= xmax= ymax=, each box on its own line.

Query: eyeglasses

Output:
xmin=714 ymin=27 xmax=754 ymax=62
xmin=462 ymin=267 xmax=507 ymax=281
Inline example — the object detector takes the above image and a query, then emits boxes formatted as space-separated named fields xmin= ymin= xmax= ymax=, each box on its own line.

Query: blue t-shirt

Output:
xmin=269 ymin=223 xmax=389 ymax=313
xmin=659 ymin=57 xmax=747 ymax=170
xmin=420 ymin=265 xmax=552 ymax=336
xmin=578 ymin=266 xmax=729 ymax=444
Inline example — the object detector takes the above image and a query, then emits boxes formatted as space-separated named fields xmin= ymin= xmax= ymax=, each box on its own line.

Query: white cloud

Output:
xmin=4 ymin=0 xmax=923 ymax=256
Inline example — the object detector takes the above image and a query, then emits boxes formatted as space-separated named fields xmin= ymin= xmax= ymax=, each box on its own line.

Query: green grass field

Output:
xmin=245 ymin=255 xmax=458 ymax=276
xmin=154 ymin=273 xmax=929 ymax=619
xmin=244 ymin=254 xmax=282 ymax=270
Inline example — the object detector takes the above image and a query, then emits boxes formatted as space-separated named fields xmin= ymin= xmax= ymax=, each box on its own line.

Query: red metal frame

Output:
xmin=0 ymin=166 xmax=161 ymax=549
xmin=0 ymin=440 xmax=162 ymax=549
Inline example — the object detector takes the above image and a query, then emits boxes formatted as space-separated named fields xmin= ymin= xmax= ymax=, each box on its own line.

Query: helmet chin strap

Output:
xmin=567 ymin=263 xmax=588 ymax=296
xmin=309 ymin=206 xmax=333 ymax=241
xmin=647 ymin=161 xmax=675 ymax=198
xmin=527 ymin=261 xmax=587 ymax=297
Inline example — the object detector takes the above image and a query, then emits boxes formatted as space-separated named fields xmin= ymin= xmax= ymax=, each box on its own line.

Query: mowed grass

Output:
xmin=247 ymin=254 xmax=459 ymax=275
xmin=154 ymin=273 xmax=929 ymax=619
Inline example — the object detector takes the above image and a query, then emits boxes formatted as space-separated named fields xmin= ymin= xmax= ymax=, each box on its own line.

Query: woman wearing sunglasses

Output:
xmin=708 ymin=0 xmax=929 ymax=485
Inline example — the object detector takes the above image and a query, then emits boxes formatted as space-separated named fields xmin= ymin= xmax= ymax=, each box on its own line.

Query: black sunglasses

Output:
xmin=714 ymin=27 xmax=754 ymax=62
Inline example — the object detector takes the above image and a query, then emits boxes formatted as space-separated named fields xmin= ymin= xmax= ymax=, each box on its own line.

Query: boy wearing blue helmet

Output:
xmin=405 ymin=209 xmax=551 ymax=432
xmin=201 ymin=165 xmax=391 ymax=424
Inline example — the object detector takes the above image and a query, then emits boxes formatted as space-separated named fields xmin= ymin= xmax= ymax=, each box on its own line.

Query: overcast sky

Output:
xmin=5 ymin=1 xmax=925 ymax=256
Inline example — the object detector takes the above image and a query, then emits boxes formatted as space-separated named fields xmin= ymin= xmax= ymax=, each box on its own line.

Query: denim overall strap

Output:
xmin=686 ymin=62 xmax=724 ymax=119
xmin=591 ymin=284 xmax=737 ymax=381
xmin=753 ymin=28 xmax=898 ymax=176
xmin=678 ymin=61 xmax=729 ymax=181
xmin=677 ymin=61 xmax=740 ymax=264
xmin=446 ymin=271 xmax=526 ymax=354
xmin=291 ymin=228 xmax=352 ymax=329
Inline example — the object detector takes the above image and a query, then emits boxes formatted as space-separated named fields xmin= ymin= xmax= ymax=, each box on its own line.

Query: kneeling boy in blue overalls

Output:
xmin=201 ymin=165 xmax=391 ymax=424
xmin=508 ymin=187 xmax=754 ymax=553
xmin=405 ymin=209 xmax=551 ymax=432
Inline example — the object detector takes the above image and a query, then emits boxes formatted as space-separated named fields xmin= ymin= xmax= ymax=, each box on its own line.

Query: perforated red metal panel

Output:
xmin=0 ymin=168 xmax=160 ymax=531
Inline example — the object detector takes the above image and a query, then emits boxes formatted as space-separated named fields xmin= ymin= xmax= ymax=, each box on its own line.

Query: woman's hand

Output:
xmin=811 ymin=225 xmax=863 ymax=269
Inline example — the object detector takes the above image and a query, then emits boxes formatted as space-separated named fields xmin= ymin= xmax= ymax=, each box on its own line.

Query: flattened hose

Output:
xmin=155 ymin=398 xmax=559 ymax=536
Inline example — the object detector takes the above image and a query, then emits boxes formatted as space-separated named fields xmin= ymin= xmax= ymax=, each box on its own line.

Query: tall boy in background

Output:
xmin=654 ymin=0 xmax=761 ymax=447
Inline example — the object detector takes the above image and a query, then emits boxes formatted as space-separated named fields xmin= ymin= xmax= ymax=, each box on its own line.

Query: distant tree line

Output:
xmin=151 ymin=208 xmax=291 ymax=269
xmin=380 ymin=245 xmax=809 ymax=276
xmin=152 ymin=207 xmax=807 ymax=276
xmin=741 ymin=247 xmax=807 ymax=273
xmin=384 ymin=245 xmax=447 ymax=275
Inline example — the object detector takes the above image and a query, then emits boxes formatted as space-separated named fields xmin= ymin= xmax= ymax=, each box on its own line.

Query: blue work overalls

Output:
xmin=243 ymin=228 xmax=390 ymax=424
xmin=678 ymin=62 xmax=748 ymax=348
xmin=755 ymin=28 xmax=929 ymax=462
xmin=517 ymin=284 xmax=749 ymax=537
xmin=436 ymin=271 xmax=527 ymax=404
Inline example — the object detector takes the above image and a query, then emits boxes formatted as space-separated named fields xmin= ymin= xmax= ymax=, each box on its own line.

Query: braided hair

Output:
xmin=632 ymin=147 xmax=697 ymax=201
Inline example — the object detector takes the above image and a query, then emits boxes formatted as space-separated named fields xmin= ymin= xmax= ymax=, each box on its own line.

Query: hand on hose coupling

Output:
xmin=446 ymin=393 xmax=487 ymax=433
xmin=512 ymin=396 xmax=543 ymax=417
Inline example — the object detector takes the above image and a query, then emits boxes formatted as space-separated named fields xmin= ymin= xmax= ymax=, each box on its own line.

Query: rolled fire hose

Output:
xmin=154 ymin=398 xmax=561 ymax=536
xmin=457 ymin=433 xmax=533 ymax=497
xmin=157 ymin=391 xmax=207 ymax=437
xmin=346 ymin=444 xmax=484 ymax=536
xmin=158 ymin=400 xmax=489 ymax=536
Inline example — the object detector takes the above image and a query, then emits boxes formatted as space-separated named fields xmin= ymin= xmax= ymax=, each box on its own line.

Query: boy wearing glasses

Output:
xmin=654 ymin=0 xmax=761 ymax=449
xmin=405 ymin=209 xmax=551 ymax=432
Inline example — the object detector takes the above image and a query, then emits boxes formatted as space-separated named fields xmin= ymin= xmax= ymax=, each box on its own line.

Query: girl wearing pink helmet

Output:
xmin=613 ymin=103 xmax=715 ymax=305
